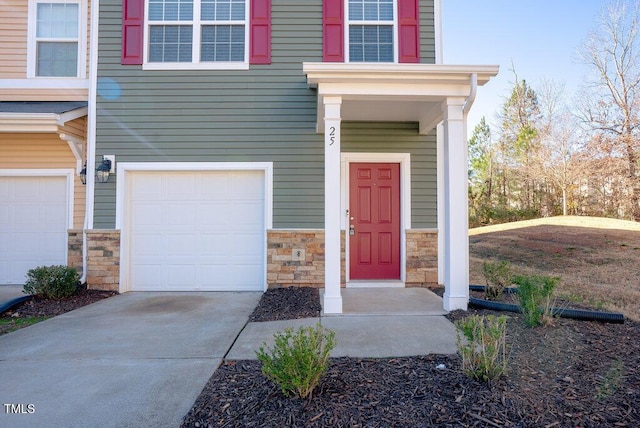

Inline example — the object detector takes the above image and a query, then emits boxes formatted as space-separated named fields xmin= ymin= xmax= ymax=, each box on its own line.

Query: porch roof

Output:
xmin=0 ymin=101 xmax=88 ymax=133
xmin=302 ymin=63 xmax=499 ymax=134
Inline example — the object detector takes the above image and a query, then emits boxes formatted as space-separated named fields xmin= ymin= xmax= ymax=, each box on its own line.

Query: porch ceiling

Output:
xmin=303 ymin=63 xmax=499 ymax=134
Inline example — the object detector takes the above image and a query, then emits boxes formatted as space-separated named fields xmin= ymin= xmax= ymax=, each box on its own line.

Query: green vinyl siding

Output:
xmin=95 ymin=0 xmax=437 ymax=229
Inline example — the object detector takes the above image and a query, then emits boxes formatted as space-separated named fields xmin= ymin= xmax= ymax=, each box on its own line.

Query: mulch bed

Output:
xmin=249 ymin=286 xmax=321 ymax=322
xmin=182 ymin=286 xmax=640 ymax=428
xmin=1 ymin=288 xmax=117 ymax=318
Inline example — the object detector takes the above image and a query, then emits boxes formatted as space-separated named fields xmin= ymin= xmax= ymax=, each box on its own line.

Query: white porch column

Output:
xmin=323 ymin=96 xmax=343 ymax=313
xmin=441 ymin=97 xmax=469 ymax=311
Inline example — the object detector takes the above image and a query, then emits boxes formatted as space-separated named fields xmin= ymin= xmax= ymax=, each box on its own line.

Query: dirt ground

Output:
xmin=469 ymin=217 xmax=640 ymax=321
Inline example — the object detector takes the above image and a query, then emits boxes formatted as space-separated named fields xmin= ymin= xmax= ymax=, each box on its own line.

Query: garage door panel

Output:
xmin=167 ymin=265 xmax=196 ymax=287
xmin=131 ymin=265 xmax=164 ymax=290
xmin=166 ymin=234 xmax=196 ymax=257
xmin=128 ymin=170 xmax=265 ymax=291
xmin=164 ymin=204 xmax=196 ymax=229
xmin=165 ymin=174 xmax=197 ymax=199
xmin=198 ymin=203 xmax=230 ymax=227
xmin=131 ymin=203 xmax=164 ymax=229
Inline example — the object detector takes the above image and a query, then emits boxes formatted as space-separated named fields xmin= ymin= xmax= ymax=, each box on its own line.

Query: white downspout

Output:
xmin=463 ymin=73 xmax=478 ymax=115
xmin=81 ymin=0 xmax=100 ymax=283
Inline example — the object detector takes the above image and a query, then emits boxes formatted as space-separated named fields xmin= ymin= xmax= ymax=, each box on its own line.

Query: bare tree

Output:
xmin=579 ymin=0 xmax=640 ymax=221
xmin=536 ymin=79 xmax=581 ymax=215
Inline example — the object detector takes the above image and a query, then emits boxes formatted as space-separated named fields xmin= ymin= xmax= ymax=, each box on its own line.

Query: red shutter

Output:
xmin=122 ymin=0 xmax=144 ymax=65
xmin=323 ymin=0 xmax=344 ymax=62
xmin=397 ymin=0 xmax=420 ymax=63
xmin=250 ymin=0 xmax=271 ymax=64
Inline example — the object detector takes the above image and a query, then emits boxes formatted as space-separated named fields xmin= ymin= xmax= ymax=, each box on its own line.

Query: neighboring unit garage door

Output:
xmin=0 ymin=176 xmax=68 ymax=284
xmin=128 ymin=170 xmax=265 ymax=291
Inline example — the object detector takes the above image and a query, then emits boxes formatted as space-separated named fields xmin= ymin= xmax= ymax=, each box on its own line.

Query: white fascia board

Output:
xmin=0 ymin=107 xmax=88 ymax=132
xmin=303 ymin=63 xmax=499 ymax=87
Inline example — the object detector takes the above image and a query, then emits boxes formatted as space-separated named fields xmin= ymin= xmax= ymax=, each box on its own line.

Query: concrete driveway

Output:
xmin=0 ymin=292 xmax=261 ymax=428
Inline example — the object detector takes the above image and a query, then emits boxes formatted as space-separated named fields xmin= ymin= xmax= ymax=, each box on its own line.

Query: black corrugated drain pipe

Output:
xmin=468 ymin=288 xmax=625 ymax=324
xmin=0 ymin=295 xmax=32 ymax=315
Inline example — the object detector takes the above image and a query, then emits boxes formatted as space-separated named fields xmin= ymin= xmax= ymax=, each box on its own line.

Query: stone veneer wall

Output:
xmin=67 ymin=229 xmax=83 ymax=274
xmin=405 ymin=229 xmax=438 ymax=287
xmin=267 ymin=230 xmax=345 ymax=288
xmin=86 ymin=230 xmax=120 ymax=291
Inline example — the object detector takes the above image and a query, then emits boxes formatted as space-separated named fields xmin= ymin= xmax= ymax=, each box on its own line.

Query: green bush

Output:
xmin=256 ymin=324 xmax=336 ymax=399
xmin=455 ymin=315 xmax=508 ymax=383
xmin=23 ymin=265 xmax=80 ymax=299
xmin=482 ymin=260 xmax=513 ymax=300
xmin=513 ymin=274 xmax=558 ymax=327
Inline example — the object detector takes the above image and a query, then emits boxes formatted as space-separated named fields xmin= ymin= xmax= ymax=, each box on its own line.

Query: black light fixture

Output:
xmin=79 ymin=157 xmax=114 ymax=185
xmin=96 ymin=158 xmax=112 ymax=183
xmin=79 ymin=164 xmax=87 ymax=185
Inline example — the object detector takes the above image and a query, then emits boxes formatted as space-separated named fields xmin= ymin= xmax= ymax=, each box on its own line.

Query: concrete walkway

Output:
xmin=228 ymin=288 xmax=458 ymax=359
xmin=0 ymin=292 xmax=261 ymax=428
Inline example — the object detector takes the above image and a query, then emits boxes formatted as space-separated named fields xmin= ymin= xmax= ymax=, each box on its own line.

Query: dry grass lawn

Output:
xmin=469 ymin=216 xmax=640 ymax=321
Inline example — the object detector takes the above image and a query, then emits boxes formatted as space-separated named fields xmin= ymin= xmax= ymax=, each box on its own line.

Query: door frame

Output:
xmin=115 ymin=162 xmax=273 ymax=293
xmin=340 ymin=153 xmax=411 ymax=286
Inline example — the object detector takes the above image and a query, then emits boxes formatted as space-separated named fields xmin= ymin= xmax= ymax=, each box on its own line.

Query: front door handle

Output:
xmin=349 ymin=224 xmax=355 ymax=236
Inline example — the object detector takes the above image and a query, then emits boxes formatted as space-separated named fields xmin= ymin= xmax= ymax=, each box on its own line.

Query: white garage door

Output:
xmin=0 ymin=176 xmax=69 ymax=284
xmin=128 ymin=170 xmax=265 ymax=291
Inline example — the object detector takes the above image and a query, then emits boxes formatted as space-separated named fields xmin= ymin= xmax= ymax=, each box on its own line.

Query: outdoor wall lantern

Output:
xmin=96 ymin=159 xmax=112 ymax=183
xmin=79 ymin=156 xmax=114 ymax=185
xmin=79 ymin=164 xmax=87 ymax=185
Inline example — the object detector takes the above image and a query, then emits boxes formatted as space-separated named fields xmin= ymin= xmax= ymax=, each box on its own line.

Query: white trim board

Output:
xmin=340 ymin=152 xmax=411 ymax=286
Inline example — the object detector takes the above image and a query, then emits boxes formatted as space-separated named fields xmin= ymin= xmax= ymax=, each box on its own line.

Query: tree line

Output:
xmin=468 ymin=1 xmax=640 ymax=226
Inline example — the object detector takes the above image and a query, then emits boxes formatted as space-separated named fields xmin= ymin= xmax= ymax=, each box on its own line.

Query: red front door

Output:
xmin=349 ymin=163 xmax=401 ymax=280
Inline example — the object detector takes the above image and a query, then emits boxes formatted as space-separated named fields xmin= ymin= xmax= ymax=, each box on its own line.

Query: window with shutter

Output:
xmin=122 ymin=0 xmax=271 ymax=68
xmin=323 ymin=0 xmax=419 ymax=64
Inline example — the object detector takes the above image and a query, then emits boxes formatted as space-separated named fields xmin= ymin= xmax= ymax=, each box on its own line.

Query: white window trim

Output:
xmin=340 ymin=152 xmax=411 ymax=285
xmin=26 ymin=0 xmax=87 ymax=79
xmin=0 ymin=169 xmax=75 ymax=230
xmin=143 ymin=0 xmax=250 ymax=70
xmin=115 ymin=162 xmax=273 ymax=293
xmin=344 ymin=0 xmax=399 ymax=64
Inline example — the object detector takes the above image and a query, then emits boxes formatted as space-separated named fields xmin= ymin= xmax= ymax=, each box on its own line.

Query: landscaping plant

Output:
xmin=513 ymin=274 xmax=558 ymax=327
xmin=23 ymin=265 xmax=80 ymax=299
xmin=256 ymin=323 xmax=336 ymax=399
xmin=482 ymin=260 xmax=513 ymax=300
xmin=455 ymin=314 xmax=508 ymax=383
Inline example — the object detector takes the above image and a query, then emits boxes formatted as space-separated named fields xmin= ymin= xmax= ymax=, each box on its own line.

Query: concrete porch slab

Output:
xmin=321 ymin=287 xmax=447 ymax=316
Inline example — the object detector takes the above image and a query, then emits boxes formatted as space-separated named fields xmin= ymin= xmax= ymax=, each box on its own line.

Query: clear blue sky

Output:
xmin=442 ymin=0 xmax=607 ymax=137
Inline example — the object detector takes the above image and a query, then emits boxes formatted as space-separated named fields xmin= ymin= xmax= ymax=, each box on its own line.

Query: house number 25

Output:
xmin=329 ymin=127 xmax=336 ymax=145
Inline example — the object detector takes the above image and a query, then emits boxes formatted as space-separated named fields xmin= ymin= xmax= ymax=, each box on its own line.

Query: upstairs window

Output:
xmin=322 ymin=0 xmax=419 ymax=63
xmin=34 ymin=1 xmax=81 ymax=77
xmin=145 ymin=0 xmax=248 ymax=68
xmin=347 ymin=0 xmax=394 ymax=62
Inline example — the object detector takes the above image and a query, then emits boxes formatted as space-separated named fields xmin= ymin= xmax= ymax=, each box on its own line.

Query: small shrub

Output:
xmin=595 ymin=358 xmax=624 ymax=400
xmin=455 ymin=315 xmax=508 ymax=383
xmin=513 ymin=274 xmax=558 ymax=327
xmin=23 ymin=265 xmax=80 ymax=299
xmin=256 ymin=324 xmax=336 ymax=399
xmin=482 ymin=260 xmax=513 ymax=300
